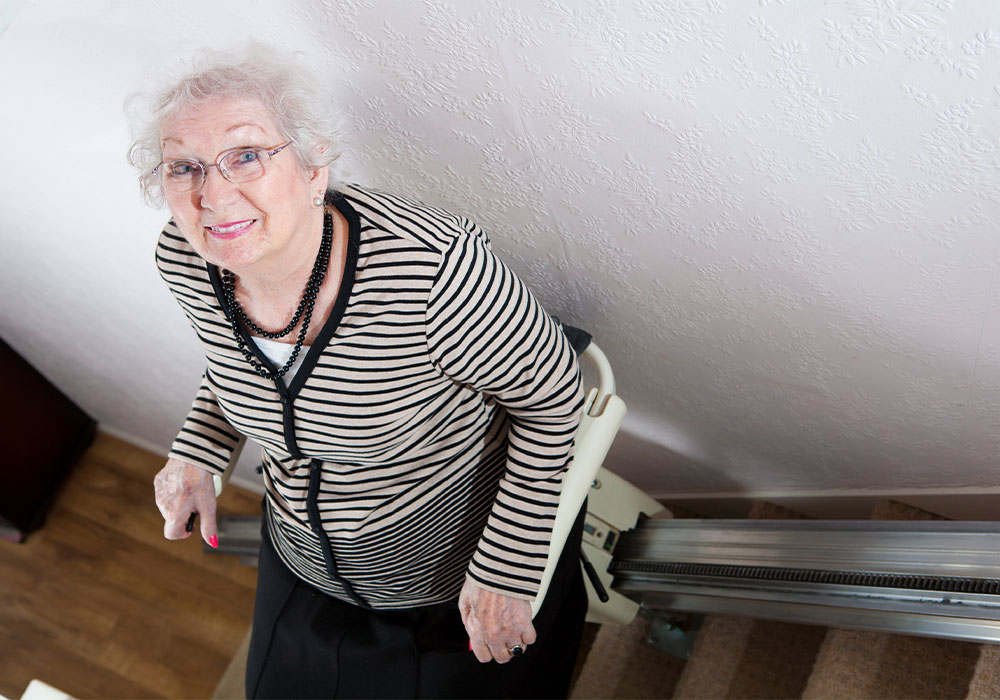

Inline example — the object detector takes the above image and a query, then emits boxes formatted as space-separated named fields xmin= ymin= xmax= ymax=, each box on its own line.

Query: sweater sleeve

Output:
xmin=425 ymin=231 xmax=585 ymax=599
xmin=167 ymin=371 xmax=244 ymax=475
xmin=155 ymin=224 xmax=243 ymax=475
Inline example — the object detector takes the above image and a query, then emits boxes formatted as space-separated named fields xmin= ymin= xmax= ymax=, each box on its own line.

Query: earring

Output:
xmin=312 ymin=195 xmax=324 ymax=207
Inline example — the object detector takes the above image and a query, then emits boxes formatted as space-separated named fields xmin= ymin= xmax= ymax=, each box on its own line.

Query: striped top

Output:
xmin=157 ymin=186 xmax=584 ymax=608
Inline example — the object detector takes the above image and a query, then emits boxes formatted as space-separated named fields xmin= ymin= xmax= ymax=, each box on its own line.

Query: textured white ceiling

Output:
xmin=1 ymin=0 xmax=999 ymax=497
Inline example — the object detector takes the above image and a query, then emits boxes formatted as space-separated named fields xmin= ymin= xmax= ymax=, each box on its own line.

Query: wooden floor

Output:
xmin=0 ymin=432 xmax=262 ymax=699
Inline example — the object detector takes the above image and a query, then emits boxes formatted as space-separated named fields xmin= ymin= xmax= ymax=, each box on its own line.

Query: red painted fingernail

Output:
xmin=468 ymin=639 xmax=472 ymax=651
xmin=209 ymin=535 xmax=219 ymax=549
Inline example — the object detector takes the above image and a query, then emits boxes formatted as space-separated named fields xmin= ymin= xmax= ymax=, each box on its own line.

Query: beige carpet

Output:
xmin=571 ymin=612 xmax=687 ymax=699
xmin=967 ymin=643 xmax=1000 ymax=699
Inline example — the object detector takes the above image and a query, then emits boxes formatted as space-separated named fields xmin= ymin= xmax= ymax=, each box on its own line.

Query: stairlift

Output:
xmin=212 ymin=329 xmax=1000 ymax=645
xmin=211 ymin=326 xmax=664 ymax=626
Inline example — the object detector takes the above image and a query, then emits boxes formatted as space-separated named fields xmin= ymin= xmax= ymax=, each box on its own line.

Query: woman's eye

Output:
xmin=167 ymin=161 xmax=198 ymax=177
xmin=233 ymin=150 xmax=260 ymax=165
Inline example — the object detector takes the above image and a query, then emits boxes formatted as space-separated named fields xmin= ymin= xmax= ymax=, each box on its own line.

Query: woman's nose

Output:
xmin=198 ymin=166 xmax=238 ymax=212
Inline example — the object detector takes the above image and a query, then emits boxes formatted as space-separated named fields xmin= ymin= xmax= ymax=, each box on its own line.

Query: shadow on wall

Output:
xmin=604 ymin=424 xmax=748 ymax=499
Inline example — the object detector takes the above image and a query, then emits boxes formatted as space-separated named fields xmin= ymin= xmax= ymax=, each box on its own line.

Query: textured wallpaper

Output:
xmin=1 ymin=0 xmax=998 ymax=497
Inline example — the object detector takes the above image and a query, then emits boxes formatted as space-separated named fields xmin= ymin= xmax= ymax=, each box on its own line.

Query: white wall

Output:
xmin=1 ymin=0 xmax=999 ymax=498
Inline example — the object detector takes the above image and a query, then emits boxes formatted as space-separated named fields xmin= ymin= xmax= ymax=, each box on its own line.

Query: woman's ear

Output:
xmin=308 ymin=163 xmax=329 ymax=189
xmin=307 ymin=144 xmax=329 ymax=188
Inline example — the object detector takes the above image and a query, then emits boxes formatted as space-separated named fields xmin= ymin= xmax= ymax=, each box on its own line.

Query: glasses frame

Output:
xmin=153 ymin=140 xmax=294 ymax=193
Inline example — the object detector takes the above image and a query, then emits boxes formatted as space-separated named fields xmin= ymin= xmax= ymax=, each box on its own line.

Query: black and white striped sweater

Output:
xmin=157 ymin=185 xmax=583 ymax=608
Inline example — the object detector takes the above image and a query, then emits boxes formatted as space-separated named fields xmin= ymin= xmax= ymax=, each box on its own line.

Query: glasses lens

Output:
xmin=220 ymin=148 xmax=267 ymax=183
xmin=159 ymin=160 xmax=204 ymax=193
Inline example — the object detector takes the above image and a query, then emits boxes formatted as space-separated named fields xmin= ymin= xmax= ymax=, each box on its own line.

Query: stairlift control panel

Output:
xmin=581 ymin=467 xmax=667 ymax=625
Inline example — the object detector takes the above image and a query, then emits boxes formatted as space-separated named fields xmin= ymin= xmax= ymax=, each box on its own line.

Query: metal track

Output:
xmin=611 ymin=519 xmax=1000 ymax=643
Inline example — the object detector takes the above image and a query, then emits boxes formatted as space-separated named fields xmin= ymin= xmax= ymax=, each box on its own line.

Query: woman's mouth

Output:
xmin=205 ymin=219 xmax=256 ymax=239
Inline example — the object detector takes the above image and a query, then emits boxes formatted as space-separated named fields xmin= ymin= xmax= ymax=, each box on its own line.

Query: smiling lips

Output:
xmin=205 ymin=219 xmax=256 ymax=239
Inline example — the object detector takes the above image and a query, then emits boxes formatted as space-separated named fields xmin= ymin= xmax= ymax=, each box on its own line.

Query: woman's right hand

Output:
xmin=153 ymin=457 xmax=219 ymax=548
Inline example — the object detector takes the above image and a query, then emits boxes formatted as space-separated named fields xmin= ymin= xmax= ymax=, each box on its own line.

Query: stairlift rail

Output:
xmin=610 ymin=519 xmax=1000 ymax=643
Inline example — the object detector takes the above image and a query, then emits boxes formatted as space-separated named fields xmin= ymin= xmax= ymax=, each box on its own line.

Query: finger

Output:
xmin=486 ymin=639 xmax=512 ymax=665
xmin=469 ymin=634 xmax=494 ymax=663
xmin=505 ymin=641 xmax=526 ymax=661
xmin=521 ymin=622 xmax=537 ymax=646
xmin=163 ymin=513 xmax=193 ymax=540
xmin=198 ymin=496 xmax=219 ymax=548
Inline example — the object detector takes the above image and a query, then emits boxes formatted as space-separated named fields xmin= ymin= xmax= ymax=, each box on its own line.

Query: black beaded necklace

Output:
xmin=221 ymin=211 xmax=333 ymax=380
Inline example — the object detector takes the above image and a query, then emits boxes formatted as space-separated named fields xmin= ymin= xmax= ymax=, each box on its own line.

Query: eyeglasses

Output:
xmin=153 ymin=141 xmax=294 ymax=193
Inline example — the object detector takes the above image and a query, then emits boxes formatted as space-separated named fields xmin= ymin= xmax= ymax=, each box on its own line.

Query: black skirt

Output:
xmin=246 ymin=507 xmax=588 ymax=699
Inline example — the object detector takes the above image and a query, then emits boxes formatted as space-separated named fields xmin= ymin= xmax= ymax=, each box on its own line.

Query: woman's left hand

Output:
xmin=459 ymin=578 xmax=537 ymax=663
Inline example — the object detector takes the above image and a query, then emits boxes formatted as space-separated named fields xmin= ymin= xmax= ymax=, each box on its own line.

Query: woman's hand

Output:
xmin=153 ymin=457 xmax=219 ymax=548
xmin=459 ymin=578 xmax=536 ymax=664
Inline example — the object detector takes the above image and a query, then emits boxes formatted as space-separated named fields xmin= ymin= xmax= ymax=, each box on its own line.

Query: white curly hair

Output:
xmin=126 ymin=43 xmax=347 ymax=207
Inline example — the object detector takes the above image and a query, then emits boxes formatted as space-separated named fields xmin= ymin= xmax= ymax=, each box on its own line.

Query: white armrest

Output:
xmin=530 ymin=342 xmax=626 ymax=616
xmin=212 ymin=435 xmax=247 ymax=497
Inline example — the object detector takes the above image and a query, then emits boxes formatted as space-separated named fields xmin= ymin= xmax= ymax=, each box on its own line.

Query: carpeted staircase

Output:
xmin=570 ymin=500 xmax=1000 ymax=700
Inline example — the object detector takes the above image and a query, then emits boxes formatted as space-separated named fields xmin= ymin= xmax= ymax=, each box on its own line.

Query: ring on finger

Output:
xmin=508 ymin=644 xmax=525 ymax=657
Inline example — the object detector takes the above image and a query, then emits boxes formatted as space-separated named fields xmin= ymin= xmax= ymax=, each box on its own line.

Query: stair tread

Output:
xmin=967 ymin=643 xmax=1000 ymax=699
xmin=570 ymin=613 xmax=686 ymax=699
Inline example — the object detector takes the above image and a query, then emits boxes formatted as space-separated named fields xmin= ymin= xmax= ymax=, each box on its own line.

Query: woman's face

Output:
xmin=159 ymin=96 xmax=326 ymax=275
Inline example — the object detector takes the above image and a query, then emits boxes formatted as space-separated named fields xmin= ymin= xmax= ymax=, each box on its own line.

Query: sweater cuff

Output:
xmin=463 ymin=571 xmax=536 ymax=603
xmin=466 ymin=515 xmax=557 ymax=599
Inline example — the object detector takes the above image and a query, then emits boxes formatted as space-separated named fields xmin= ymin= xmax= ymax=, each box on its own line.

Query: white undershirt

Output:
xmin=253 ymin=336 xmax=311 ymax=386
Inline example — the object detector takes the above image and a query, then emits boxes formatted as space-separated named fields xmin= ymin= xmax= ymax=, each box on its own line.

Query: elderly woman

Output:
xmin=129 ymin=46 xmax=587 ymax=699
